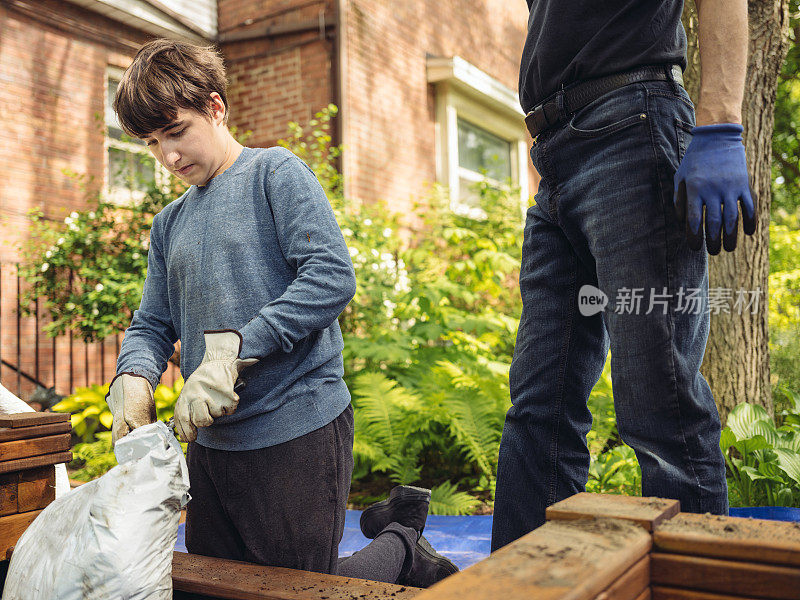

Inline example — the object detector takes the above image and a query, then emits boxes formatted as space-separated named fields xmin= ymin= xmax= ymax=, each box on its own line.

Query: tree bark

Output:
xmin=682 ymin=0 xmax=790 ymax=421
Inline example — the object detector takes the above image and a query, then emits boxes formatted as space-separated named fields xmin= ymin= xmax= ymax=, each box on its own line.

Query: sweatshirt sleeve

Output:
xmin=115 ymin=214 xmax=179 ymax=391
xmin=237 ymin=155 xmax=357 ymax=360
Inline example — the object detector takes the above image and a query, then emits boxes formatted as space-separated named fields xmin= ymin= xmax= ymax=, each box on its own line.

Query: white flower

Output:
xmin=380 ymin=252 xmax=393 ymax=261
xmin=142 ymin=239 xmax=150 ymax=250
xmin=41 ymin=262 xmax=49 ymax=272
xmin=57 ymin=237 xmax=65 ymax=245
xmin=88 ymin=212 xmax=96 ymax=219
xmin=363 ymin=218 xmax=372 ymax=226
xmin=70 ymin=211 xmax=78 ymax=219
xmin=371 ymin=249 xmax=379 ymax=257
xmin=132 ymin=252 xmax=140 ymax=260
xmin=45 ymin=250 xmax=52 ymax=258
xmin=95 ymin=283 xmax=104 ymax=292
xmin=64 ymin=217 xmax=73 ymax=225
xmin=371 ymin=263 xmax=379 ymax=271
xmin=92 ymin=308 xmax=99 ymax=316
xmin=69 ymin=223 xmax=78 ymax=232
xmin=383 ymin=228 xmax=392 ymax=237
xmin=348 ymin=247 xmax=359 ymax=257
xmin=342 ymin=228 xmax=353 ymax=237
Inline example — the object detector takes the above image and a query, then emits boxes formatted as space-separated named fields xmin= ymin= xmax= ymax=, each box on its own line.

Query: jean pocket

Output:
xmin=568 ymin=110 xmax=648 ymax=139
xmin=675 ymin=117 xmax=694 ymax=158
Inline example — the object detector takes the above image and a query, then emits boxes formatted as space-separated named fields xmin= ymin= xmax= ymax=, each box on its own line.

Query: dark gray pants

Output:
xmin=185 ymin=405 xmax=415 ymax=582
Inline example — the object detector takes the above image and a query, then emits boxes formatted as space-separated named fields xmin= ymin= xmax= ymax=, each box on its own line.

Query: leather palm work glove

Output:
xmin=106 ymin=373 xmax=156 ymax=445
xmin=673 ymin=123 xmax=757 ymax=255
xmin=174 ymin=330 xmax=258 ymax=442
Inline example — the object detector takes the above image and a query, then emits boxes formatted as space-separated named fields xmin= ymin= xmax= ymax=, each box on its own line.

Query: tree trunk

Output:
xmin=682 ymin=0 xmax=790 ymax=422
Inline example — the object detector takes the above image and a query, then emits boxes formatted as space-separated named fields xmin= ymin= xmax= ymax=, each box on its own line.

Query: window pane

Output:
xmin=108 ymin=147 xmax=156 ymax=197
xmin=457 ymin=117 xmax=511 ymax=181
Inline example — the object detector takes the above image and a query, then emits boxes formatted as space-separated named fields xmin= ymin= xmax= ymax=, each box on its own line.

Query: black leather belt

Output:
xmin=524 ymin=65 xmax=684 ymax=139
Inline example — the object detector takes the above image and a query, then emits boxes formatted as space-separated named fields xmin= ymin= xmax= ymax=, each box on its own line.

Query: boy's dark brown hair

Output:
xmin=113 ymin=38 xmax=228 ymax=137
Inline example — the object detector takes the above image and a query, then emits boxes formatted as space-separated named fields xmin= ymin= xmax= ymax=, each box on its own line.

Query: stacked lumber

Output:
xmin=0 ymin=412 xmax=71 ymax=557
xmin=652 ymin=513 xmax=800 ymax=600
xmin=409 ymin=493 xmax=675 ymax=600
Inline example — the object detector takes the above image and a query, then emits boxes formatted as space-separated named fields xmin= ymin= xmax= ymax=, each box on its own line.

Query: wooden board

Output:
xmin=0 ymin=412 xmax=69 ymax=428
xmin=0 ymin=451 xmax=72 ymax=474
xmin=634 ymin=590 xmax=651 ymax=600
xmin=650 ymin=553 xmax=800 ymax=600
xmin=654 ymin=512 xmax=800 ymax=568
xmin=0 ymin=510 xmax=42 ymax=558
xmin=413 ymin=518 xmax=651 ymax=600
xmin=172 ymin=552 xmax=421 ymax=600
xmin=652 ymin=587 xmax=762 ymax=600
xmin=0 ymin=434 xmax=71 ymax=462
xmin=18 ymin=466 xmax=56 ymax=512
xmin=593 ymin=556 xmax=649 ymax=600
xmin=546 ymin=493 xmax=680 ymax=532
xmin=0 ymin=421 xmax=72 ymax=443
xmin=0 ymin=466 xmax=55 ymax=515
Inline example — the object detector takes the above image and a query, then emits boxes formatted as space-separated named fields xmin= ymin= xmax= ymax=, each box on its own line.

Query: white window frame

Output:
xmin=105 ymin=66 xmax=167 ymax=204
xmin=428 ymin=56 xmax=528 ymax=218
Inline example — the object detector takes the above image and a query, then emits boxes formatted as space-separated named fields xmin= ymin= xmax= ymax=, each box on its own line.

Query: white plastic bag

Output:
xmin=2 ymin=421 xmax=190 ymax=600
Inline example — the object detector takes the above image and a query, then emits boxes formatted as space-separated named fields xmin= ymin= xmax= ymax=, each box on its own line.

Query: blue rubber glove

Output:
xmin=673 ymin=123 xmax=757 ymax=255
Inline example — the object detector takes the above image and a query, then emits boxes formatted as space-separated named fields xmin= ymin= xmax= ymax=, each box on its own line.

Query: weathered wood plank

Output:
xmin=0 ymin=421 xmax=72 ymax=443
xmin=0 ymin=451 xmax=73 ymax=474
xmin=0 ymin=510 xmax=42 ymax=558
xmin=17 ymin=466 xmax=55 ymax=512
xmin=654 ymin=512 xmax=800 ymax=567
xmin=546 ymin=493 xmax=679 ymax=532
xmin=172 ymin=552 xmax=421 ymax=600
xmin=0 ymin=473 xmax=18 ymax=516
xmin=593 ymin=556 xmax=649 ymax=600
xmin=414 ymin=518 xmax=651 ymax=600
xmin=0 ymin=467 xmax=56 ymax=516
xmin=0 ymin=413 xmax=69 ymax=428
xmin=651 ymin=587 xmax=762 ymax=600
xmin=650 ymin=553 xmax=800 ymax=599
xmin=0 ymin=434 xmax=71 ymax=462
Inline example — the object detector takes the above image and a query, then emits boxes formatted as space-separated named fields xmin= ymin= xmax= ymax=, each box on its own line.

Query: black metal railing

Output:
xmin=0 ymin=262 xmax=179 ymax=401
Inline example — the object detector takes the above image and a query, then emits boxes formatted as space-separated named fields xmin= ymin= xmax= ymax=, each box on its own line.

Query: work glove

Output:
xmin=673 ymin=123 xmax=757 ymax=255
xmin=106 ymin=373 xmax=156 ymax=445
xmin=174 ymin=331 xmax=258 ymax=442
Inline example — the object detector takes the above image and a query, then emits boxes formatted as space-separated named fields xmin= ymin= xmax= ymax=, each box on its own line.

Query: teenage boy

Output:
xmin=105 ymin=38 xmax=457 ymax=588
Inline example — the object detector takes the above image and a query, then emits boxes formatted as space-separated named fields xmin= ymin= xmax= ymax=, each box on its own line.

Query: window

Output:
xmin=105 ymin=67 xmax=159 ymax=204
xmin=428 ymin=56 xmax=529 ymax=218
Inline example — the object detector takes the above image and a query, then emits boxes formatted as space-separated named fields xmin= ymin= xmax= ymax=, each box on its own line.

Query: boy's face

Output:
xmin=141 ymin=98 xmax=227 ymax=187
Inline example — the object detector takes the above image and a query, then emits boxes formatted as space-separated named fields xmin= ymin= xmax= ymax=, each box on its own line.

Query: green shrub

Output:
xmin=722 ymin=401 xmax=800 ymax=507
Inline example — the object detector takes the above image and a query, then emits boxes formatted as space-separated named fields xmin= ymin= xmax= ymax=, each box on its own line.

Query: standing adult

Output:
xmin=492 ymin=0 xmax=756 ymax=550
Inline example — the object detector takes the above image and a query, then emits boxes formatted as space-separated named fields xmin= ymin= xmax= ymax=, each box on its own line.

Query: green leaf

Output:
xmin=774 ymin=448 xmax=800 ymax=484
xmin=727 ymin=403 xmax=772 ymax=440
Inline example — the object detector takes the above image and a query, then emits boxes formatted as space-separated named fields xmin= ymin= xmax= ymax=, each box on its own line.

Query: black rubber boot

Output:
xmin=399 ymin=535 xmax=459 ymax=588
xmin=360 ymin=485 xmax=431 ymax=539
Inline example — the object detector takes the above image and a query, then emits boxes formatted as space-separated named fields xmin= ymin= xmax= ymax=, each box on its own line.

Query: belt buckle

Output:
xmin=525 ymin=100 xmax=560 ymax=140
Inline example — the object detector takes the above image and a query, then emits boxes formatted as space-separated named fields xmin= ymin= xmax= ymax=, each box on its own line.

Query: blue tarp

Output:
xmin=175 ymin=506 xmax=800 ymax=570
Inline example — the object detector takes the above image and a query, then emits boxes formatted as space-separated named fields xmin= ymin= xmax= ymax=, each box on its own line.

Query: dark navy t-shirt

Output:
xmin=519 ymin=0 xmax=687 ymax=112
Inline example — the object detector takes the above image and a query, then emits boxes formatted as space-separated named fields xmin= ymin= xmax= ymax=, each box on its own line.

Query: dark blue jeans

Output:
xmin=492 ymin=78 xmax=728 ymax=551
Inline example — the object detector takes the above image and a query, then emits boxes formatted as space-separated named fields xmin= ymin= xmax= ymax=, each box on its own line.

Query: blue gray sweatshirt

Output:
xmin=116 ymin=146 xmax=356 ymax=450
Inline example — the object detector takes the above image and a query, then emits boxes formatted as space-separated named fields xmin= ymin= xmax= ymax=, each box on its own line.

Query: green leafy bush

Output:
xmin=722 ymin=401 xmax=800 ymax=507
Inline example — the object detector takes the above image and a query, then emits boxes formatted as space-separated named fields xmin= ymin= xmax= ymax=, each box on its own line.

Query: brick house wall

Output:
xmin=218 ymin=0 xmax=336 ymax=148
xmin=342 ymin=0 xmax=536 ymax=213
